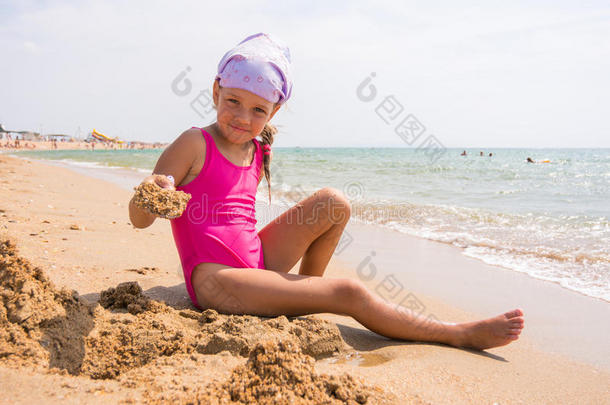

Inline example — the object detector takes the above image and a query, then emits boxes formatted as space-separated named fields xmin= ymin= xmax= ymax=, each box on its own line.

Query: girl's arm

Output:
xmin=129 ymin=129 xmax=202 ymax=228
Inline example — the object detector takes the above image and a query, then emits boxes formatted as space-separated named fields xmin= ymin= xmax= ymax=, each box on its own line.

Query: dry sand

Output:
xmin=0 ymin=153 xmax=609 ymax=404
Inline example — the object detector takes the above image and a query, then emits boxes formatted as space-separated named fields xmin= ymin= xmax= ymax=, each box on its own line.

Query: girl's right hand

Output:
xmin=129 ymin=174 xmax=176 ymax=228
xmin=141 ymin=174 xmax=176 ymax=190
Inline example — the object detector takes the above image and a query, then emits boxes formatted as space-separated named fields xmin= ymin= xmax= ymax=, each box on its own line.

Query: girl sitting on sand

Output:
xmin=129 ymin=33 xmax=524 ymax=350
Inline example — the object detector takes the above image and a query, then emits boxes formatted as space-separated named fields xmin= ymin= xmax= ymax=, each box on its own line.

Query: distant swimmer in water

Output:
xmin=489 ymin=152 xmax=493 ymax=157
xmin=461 ymin=150 xmax=467 ymax=156
xmin=480 ymin=151 xmax=484 ymax=156
xmin=527 ymin=157 xmax=550 ymax=164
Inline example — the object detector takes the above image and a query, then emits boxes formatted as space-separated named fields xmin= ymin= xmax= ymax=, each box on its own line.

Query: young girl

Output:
xmin=129 ymin=33 xmax=524 ymax=350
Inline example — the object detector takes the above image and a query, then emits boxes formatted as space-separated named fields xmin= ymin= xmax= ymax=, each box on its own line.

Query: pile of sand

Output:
xmin=0 ymin=239 xmax=95 ymax=372
xmin=99 ymin=281 xmax=161 ymax=315
xmin=204 ymin=341 xmax=374 ymax=404
xmin=139 ymin=341 xmax=378 ymax=404
xmin=0 ymin=239 xmax=390 ymax=403
xmin=132 ymin=182 xmax=191 ymax=219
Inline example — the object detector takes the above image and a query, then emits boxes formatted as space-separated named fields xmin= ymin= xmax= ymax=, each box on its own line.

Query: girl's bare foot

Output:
xmin=454 ymin=309 xmax=525 ymax=350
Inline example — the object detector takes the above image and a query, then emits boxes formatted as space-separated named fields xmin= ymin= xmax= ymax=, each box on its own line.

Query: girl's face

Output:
xmin=212 ymin=80 xmax=281 ymax=145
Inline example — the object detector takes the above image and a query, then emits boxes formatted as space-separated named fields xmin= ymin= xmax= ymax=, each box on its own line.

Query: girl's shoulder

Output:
xmin=180 ymin=127 xmax=206 ymax=164
xmin=175 ymin=127 xmax=206 ymax=155
xmin=160 ymin=127 xmax=206 ymax=168
xmin=159 ymin=128 xmax=206 ymax=188
xmin=181 ymin=126 xmax=205 ymax=141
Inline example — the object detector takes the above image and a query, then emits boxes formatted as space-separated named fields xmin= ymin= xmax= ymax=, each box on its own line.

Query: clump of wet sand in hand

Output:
xmin=132 ymin=182 xmax=191 ymax=219
xmin=0 ymin=238 xmax=360 ymax=394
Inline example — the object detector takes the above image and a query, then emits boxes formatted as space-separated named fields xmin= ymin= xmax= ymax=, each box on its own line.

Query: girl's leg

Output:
xmin=191 ymin=263 xmax=524 ymax=350
xmin=258 ymin=187 xmax=350 ymax=276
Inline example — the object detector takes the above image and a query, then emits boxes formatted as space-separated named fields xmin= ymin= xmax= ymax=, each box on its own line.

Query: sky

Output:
xmin=1 ymin=0 xmax=609 ymax=148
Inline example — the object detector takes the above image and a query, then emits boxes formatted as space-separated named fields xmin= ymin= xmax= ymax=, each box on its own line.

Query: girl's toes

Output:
xmin=509 ymin=321 xmax=524 ymax=329
xmin=510 ymin=317 xmax=524 ymax=324
xmin=504 ymin=309 xmax=524 ymax=319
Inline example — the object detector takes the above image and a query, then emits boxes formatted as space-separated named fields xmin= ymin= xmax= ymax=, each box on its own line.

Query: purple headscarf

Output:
xmin=215 ymin=33 xmax=293 ymax=105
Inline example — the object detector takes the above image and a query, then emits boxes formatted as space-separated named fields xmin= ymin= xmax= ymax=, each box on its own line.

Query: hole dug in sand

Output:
xmin=0 ymin=239 xmax=392 ymax=403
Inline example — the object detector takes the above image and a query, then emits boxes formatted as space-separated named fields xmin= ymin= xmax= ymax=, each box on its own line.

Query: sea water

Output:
xmin=13 ymin=147 xmax=610 ymax=301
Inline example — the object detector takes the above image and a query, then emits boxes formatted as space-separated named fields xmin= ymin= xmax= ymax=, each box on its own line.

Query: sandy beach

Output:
xmin=1 ymin=153 xmax=609 ymax=404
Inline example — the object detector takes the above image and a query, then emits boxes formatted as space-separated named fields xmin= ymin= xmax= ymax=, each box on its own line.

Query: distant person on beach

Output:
xmin=460 ymin=150 xmax=467 ymax=156
xmin=489 ymin=152 xmax=493 ymax=157
xmin=129 ymin=33 xmax=524 ymax=351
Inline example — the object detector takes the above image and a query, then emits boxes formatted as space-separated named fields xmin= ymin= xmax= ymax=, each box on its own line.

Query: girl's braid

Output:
xmin=259 ymin=123 xmax=277 ymax=203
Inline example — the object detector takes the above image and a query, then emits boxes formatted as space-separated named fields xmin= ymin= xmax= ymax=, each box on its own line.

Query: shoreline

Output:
xmin=335 ymin=221 xmax=610 ymax=370
xmin=6 ymin=147 xmax=609 ymax=304
xmin=1 ymin=154 xmax=609 ymax=403
xmin=9 ymin=153 xmax=610 ymax=369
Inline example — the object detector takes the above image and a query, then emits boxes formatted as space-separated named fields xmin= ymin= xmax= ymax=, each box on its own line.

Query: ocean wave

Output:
xmin=267 ymin=186 xmax=609 ymax=301
xmin=463 ymin=246 xmax=610 ymax=302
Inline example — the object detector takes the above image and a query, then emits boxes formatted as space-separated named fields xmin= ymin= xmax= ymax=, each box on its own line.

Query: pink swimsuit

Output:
xmin=170 ymin=127 xmax=266 ymax=309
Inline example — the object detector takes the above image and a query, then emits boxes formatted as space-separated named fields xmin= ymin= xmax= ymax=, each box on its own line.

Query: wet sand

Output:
xmin=0 ymin=154 xmax=608 ymax=404
xmin=335 ymin=221 xmax=610 ymax=370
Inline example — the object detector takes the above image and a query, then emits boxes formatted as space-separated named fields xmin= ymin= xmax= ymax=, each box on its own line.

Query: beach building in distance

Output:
xmin=0 ymin=123 xmax=41 ymax=141
xmin=1 ymin=123 xmax=168 ymax=150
